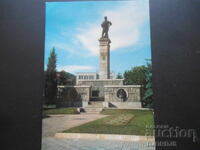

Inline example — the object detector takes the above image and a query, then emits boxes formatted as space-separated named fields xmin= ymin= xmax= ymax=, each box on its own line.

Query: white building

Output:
xmin=76 ymin=72 xmax=116 ymax=84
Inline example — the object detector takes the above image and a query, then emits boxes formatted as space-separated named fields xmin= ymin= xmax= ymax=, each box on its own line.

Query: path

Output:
xmin=42 ymin=114 xmax=107 ymax=137
xmin=42 ymin=114 xmax=155 ymax=150
xmin=42 ymin=137 xmax=155 ymax=150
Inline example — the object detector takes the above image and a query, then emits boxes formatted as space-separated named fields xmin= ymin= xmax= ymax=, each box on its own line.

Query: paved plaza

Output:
xmin=42 ymin=114 xmax=155 ymax=150
xmin=42 ymin=137 xmax=155 ymax=150
xmin=42 ymin=114 xmax=107 ymax=137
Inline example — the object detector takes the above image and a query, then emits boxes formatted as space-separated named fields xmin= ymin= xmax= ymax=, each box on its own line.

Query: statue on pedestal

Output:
xmin=101 ymin=16 xmax=112 ymax=38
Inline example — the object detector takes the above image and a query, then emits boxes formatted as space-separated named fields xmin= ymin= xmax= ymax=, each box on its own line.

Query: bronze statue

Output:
xmin=101 ymin=16 xmax=112 ymax=38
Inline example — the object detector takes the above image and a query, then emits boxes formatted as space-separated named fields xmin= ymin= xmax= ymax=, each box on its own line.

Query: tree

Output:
xmin=58 ymin=71 xmax=68 ymax=85
xmin=57 ymin=70 xmax=76 ymax=85
xmin=123 ymin=62 xmax=154 ymax=108
xmin=46 ymin=47 xmax=57 ymax=74
xmin=116 ymin=73 xmax=123 ymax=79
xmin=143 ymin=60 xmax=153 ymax=108
xmin=123 ymin=66 xmax=147 ymax=85
xmin=44 ymin=48 xmax=57 ymax=106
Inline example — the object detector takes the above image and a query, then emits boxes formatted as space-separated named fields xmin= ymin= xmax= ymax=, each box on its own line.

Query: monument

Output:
xmin=99 ymin=16 xmax=112 ymax=79
xmin=57 ymin=17 xmax=142 ymax=111
xmin=99 ymin=37 xmax=110 ymax=79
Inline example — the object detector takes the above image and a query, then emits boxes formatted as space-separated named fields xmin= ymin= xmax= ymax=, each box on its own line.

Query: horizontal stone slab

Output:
xmin=105 ymin=108 xmax=153 ymax=110
xmin=107 ymin=102 xmax=142 ymax=109
xmin=77 ymin=79 xmax=124 ymax=81
xmin=54 ymin=133 xmax=155 ymax=142
xmin=104 ymin=85 xmax=142 ymax=87
xmin=57 ymin=85 xmax=91 ymax=88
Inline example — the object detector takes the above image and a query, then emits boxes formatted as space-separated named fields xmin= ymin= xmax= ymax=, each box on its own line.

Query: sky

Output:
xmin=45 ymin=0 xmax=151 ymax=75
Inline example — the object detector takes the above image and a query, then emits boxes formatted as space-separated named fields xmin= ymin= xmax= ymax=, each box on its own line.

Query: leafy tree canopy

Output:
xmin=123 ymin=66 xmax=147 ymax=85
xmin=58 ymin=70 xmax=76 ymax=85
xmin=123 ymin=60 xmax=153 ymax=108
xmin=116 ymin=73 xmax=123 ymax=79
xmin=46 ymin=47 xmax=57 ymax=74
xmin=143 ymin=59 xmax=153 ymax=108
xmin=45 ymin=47 xmax=57 ymax=106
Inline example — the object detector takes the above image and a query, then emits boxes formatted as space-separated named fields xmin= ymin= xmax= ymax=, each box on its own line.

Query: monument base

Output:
xmin=108 ymin=102 xmax=142 ymax=109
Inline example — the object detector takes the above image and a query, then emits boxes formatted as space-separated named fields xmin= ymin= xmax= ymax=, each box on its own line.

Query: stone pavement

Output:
xmin=42 ymin=114 xmax=107 ymax=137
xmin=42 ymin=137 xmax=155 ymax=150
xmin=42 ymin=114 xmax=155 ymax=150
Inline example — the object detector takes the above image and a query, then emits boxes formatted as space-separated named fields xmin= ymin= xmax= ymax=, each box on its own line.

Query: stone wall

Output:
xmin=104 ymin=85 xmax=142 ymax=108
xmin=77 ymin=79 xmax=123 ymax=100
xmin=56 ymin=84 xmax=142 ymax=109
xmin=57 ymin=86 xmax=90 ymax=107
xmin=77 ymin=79 xmax=123 ymax=86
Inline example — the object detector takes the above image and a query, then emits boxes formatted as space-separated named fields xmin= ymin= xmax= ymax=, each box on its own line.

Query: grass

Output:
xmin=64 ymin=109 xmax=154 ymax=135
xmin=105 ymin=114 xmax=134 ymax=126
xmin=43 ymin=104 xmax=56 ymax=109
xmin=44 ymin=107 xmax=80 ymax=115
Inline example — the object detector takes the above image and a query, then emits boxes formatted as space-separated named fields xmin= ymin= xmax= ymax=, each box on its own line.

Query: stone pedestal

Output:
xmin=99 ymin=38 xmax=111 ymax=79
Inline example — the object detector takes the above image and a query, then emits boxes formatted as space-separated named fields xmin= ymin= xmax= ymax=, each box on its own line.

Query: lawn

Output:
xmin=44 ymin=107 xmax=80 ymax=115
xmin=64 ymin=109 xmax=154 ymax=135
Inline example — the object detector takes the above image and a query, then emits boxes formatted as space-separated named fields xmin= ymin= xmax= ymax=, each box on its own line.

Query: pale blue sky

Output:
xmin=45 ymin=0 xmax=151 ymax=74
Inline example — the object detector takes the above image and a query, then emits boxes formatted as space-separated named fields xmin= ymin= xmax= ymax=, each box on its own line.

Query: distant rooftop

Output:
xmin=76 ymin=72 xmax=98 ymax=74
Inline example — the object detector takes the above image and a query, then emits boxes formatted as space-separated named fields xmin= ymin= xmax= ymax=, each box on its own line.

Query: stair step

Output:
xmin=88 ymin=105 xmax=103 ymax=107
xmin=89 ymin=102 xmax=103 ymax=105
xmin=84 ymin=109 xmax=102 ymax=111
xmin=84 ymin=107 xmax=103 ymax=109
xmin=83 ymin=107 xmax=103 ymax=114
xmin=82 ymin=112 xmax=100 ymax=114
xmin=85 ymin=108 xmax=102 ymax=111
xmin=85 ymin=109 xmax=100 ymax=111
xmin=85 ymin=111 xmax=101 ymax=113
xmin=83 ymin=101 xmax=104 ymax=114
xmin=86 ymin=105 xmax=103 ymax=108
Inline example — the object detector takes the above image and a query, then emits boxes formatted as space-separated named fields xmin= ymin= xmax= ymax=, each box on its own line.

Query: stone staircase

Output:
xmin=83 ymin=101 xmax=103 ymax=114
